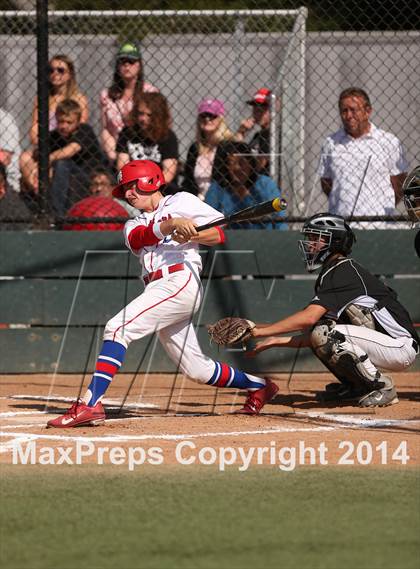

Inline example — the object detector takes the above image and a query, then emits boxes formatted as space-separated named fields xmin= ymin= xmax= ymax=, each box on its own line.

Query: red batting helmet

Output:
xmin=112 ymin=160 xmax=166 ymax=199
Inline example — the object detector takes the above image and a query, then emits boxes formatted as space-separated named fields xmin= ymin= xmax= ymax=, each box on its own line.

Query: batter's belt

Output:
xmin=143 ymin=263 xmax=185 ymax=285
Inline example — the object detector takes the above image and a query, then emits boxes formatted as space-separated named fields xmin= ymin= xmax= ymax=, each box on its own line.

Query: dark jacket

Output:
xmin=182 ymin=142 xmax=226 ymax=196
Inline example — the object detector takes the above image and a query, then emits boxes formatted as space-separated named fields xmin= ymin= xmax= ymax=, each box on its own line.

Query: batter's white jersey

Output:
xmin=124 ymin=191 xmax=223 ymax=278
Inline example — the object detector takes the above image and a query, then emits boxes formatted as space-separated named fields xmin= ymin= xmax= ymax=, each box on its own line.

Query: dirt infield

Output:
xmin=1 ymin=372 xmax=419 ymax=469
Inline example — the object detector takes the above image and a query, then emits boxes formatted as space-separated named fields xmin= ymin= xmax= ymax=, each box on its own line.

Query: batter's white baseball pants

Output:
xmin=103 ymin=269 xmax=216 ymax=382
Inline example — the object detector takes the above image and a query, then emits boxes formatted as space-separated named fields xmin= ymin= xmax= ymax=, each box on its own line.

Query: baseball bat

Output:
xmin=196 ymin=197 xmax=287 ymax=231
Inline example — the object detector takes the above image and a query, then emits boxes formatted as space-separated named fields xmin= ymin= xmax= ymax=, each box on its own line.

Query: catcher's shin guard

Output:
xmin=310 ymin=321 xmax=352 ymax=387
xmin=310 ymin=321 xmax=385 ymax=393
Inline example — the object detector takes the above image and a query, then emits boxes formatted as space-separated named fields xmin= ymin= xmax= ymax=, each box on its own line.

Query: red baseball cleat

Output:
xmin=235 ymin=378 xmax=279 ymax=415
xmin=46 ymin=400 xmax=105 ymax=428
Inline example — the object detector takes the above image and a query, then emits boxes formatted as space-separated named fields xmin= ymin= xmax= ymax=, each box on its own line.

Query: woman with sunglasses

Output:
xmin=29 ymin=54 xmax=89 ymax=146
xmin=182 ymin=98 xmax=237 ymax=200
xmin=100 ymin=42 xmax=159 ymax=164
xmin=20 ymin=55 xmax=88 ymax=202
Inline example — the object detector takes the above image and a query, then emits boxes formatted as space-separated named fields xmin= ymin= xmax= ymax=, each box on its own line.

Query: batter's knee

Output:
xmin=178 ymin=356 xmax=215 ymax=384
xmin=103 ymin=318 xmax=129 ymax=348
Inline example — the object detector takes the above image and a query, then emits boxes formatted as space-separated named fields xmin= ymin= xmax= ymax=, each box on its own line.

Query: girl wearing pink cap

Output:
xmin=182 ymin=98 xmax=238 ymax=200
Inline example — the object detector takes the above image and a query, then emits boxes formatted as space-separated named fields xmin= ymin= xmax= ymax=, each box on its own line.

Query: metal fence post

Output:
xmin=36 ymin=0 xmax=49 ymax=221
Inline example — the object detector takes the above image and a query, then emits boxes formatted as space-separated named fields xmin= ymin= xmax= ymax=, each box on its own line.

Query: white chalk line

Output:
xmin=0 ymin=410 xmax=47 ymax=418
xmin=1 ymin=413 xmax=413 ymax=442
xmin=2 ymin=411 xmax=418 ymax=433
xmin=0 ymin=423 xmax=51 ymax=430
xmin=4 ymin=394 xmax=157 ymax=409
xmin=2 ymin=405 xmax=418 ymax=432
xmin=1 ymin=396 xmax=418 ymax=455
xmin=2 ymin=410 xmax=418 ymax=449
xmin=7 ymin=395 xmax=418 ymax=428
xmin=0 ymin=436 xmax=38 ymax=454
xmin=0 ymin=414 xmax=218 ymax=431
xmin=296 ymin=411 xmax=420 ymax=429
xmin=0 ymin=425 xmax=335 ymax=449
xmin=0 ymin=395 xmax=160 ymax=451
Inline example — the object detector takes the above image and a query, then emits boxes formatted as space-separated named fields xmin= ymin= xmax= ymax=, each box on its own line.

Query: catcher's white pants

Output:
xmin=334 ymin=324 xmax=418 ymax=373
xmin=103 ymin=269 xmax=215 ymax=383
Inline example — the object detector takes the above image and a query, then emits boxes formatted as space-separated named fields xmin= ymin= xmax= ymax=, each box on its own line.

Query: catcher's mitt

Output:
xmin=208 ymin=317 xmax=256 ymax=346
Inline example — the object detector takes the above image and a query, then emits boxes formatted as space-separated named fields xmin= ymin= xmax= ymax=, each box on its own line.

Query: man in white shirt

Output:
xmin=319 ymin=88 xmax=408 ymax=228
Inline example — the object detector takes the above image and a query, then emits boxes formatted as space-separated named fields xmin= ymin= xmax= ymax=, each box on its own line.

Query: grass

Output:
xmin=0 ymin=466 xmax=419 ymax=569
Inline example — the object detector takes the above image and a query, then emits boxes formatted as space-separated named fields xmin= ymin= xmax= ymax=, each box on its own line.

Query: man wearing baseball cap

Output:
xmin=246 ymin=87 xmax=272 ymax=106
xmin=237 ymin=87 xmax=279 ymax=177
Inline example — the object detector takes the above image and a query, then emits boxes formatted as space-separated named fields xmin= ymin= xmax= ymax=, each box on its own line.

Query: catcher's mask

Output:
xmin=113 ymin=160 xmax=166 ymax=199
xmin=402 ymin=165 xmax=420 ymax=224
xmin=299 ymin=213 xmax=355 ymax=272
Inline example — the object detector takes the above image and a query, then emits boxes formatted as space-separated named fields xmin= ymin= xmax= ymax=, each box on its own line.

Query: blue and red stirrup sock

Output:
xmin=207 ymin=362 xmax=266 ymax=390
xmin=83 ymin=340 xmax=126 ymax=407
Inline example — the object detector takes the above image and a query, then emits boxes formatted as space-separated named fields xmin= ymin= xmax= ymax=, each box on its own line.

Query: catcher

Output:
xmin=209 ymin=213 xmax=419 ymax=406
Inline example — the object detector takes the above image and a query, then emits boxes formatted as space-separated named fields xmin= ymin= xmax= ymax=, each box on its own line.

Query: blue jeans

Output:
xmin=49 ymin=159 xmax=90 ymax=216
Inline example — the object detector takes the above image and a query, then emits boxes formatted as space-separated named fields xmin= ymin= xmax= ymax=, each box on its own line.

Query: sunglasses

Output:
xmin=49 ymin=66 xmax=67 ymax=75
xmin=118 ymin=58 xmax=138 ymax=65
xmin=199 ymin=113 xmax=218 ymax=121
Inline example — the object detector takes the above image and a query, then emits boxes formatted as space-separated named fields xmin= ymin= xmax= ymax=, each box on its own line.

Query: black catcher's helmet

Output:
xmin=299 ymin=213 xmax=356 ymax=272
xmin=402 ymin=165 xmax=420 ymax=224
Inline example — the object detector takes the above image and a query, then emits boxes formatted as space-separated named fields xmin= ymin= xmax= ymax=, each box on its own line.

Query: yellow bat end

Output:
xmin=272 ymin=197 xmax=287 ymax=212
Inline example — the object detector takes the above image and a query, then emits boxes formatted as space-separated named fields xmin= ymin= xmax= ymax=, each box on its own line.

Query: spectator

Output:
xmin=116 ymin=92 xmax=179 ymax=193
xmin=319 ymin=87 xmax=408 ymax=229
xmin=20 ymin=99 xmax=107 ymax=217
xmin=88 ymin=168 xmax=115 ymax=199
xmin=0 ymin=164 xmax=32 ymax=230
xmin=64 ymin=195 xmax=128 ymax=232
xmin=88 ymin=168 xmax=139 ymax=217
xmin=29 ymin=54 xmax=89 ymax=145
xmin=100 ymin=41 xmax=159 ymax=164
xmin=205 ymin=141 xmax=287 ymax=230
xmin=237 ymin=87 xmax=277 ymax=176
xmin=182 ymin=98 xmax=237 ymax=200
xmin=0 ymin=107 xmax=21 ymax=193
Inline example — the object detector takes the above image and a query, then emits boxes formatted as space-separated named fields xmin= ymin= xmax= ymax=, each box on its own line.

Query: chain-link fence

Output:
xmin=0 ymin=4 xmax=419 ymax=230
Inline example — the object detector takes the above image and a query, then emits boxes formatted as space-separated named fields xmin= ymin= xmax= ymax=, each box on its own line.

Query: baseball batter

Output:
xmin=246 ymin=213 xmax=419 ymax=406
xmin=48 ymin=160 xmax=278 ymax=428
